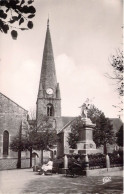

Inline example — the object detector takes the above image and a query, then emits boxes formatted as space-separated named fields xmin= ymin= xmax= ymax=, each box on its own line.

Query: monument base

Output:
xmin=77 ymin=140 xmax=96 ymax=149
xmin=68 ymin=116 xmax=101 ymax=155
xmin=78 ymin=149 xmax=99 ymax=155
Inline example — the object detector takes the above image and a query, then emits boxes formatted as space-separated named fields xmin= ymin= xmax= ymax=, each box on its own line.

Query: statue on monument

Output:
xmin=79 ymin=98 xmax=92 ymax=118
xmin=77 ymin=98 xmax=96 ymax=154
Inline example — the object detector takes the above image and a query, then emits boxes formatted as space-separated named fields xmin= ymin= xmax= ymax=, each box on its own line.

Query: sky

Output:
xmin=0 ymin=0 xmax=123 ymax=119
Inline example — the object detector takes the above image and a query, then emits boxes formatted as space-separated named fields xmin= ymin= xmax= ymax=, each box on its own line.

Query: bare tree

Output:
xmin=28 ymin=109 xmax=36 ymax=120
xmin=105 ymin=50 xmax=123 ymax=112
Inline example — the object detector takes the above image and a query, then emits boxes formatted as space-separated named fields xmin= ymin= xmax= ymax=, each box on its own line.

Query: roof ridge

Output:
xmin=58 ymin=117 xmax=77 ymax=134
xmin=0 ymin=92 xmax=28 ymax=112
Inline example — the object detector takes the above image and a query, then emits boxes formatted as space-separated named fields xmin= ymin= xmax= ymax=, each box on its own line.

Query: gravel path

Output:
xmin=0 ymin=168 xmax=123 ymax=194
xmin=0 ymin=169 xmax=39 ymax=194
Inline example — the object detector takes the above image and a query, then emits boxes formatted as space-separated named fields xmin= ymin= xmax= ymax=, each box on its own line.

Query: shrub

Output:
xmin=88 ymin=153 xmax=106 ymax=169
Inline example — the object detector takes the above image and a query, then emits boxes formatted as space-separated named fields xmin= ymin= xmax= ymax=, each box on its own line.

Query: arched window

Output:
xmin=3 ymin=130 xmax=9 ymax=156
xmin=47 ymin=104 xmax=54 ymax=116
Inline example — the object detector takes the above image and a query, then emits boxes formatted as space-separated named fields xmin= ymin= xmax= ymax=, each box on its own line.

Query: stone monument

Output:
xmin=77 ymin=98 xmax=97 ymax=154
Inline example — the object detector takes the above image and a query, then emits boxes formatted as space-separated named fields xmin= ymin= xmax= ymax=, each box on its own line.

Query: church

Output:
xmin=0 ymin=20 xmax=122 ymax=170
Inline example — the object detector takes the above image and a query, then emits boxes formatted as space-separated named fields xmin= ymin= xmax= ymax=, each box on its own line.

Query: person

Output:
xmin=41 ymin=158 xmax=53 ymax=175
xmin=67 ymin=156 xmax=83 ymax=176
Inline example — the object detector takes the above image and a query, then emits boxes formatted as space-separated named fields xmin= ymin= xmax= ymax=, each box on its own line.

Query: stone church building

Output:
xmin=0 ymin=20 xmax=122 ymax=169
xmin=0 ymin=93 xmax=30 ymax=170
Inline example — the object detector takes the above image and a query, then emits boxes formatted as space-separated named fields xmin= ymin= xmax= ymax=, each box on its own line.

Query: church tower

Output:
xmin=36 ymin=19 xmax=61 ymax=126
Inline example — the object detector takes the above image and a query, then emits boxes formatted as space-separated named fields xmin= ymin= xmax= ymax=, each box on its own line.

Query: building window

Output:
xmin=47 ymin=104 xmax=54 ymax=116
xmin=3 ymin=130 xmax=9 ymax=156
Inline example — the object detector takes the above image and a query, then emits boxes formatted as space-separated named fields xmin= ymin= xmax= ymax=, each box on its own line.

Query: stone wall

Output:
xmin=21 ymin=158 xmax=30 ymax=169
xmin=86 ymin=166 xmax=123 ymax=176
xmin=0 ymin=93 xmax=28 ymax=135
xmin=0 ymin=158 xmax=30 ymax=170
xmin=57 ymin=133 xmax=64 ymax=157
xmin=36 ymin=98 xmax=61 ymax=127
xmin=0 ymin=93 xmax=28 ymax=161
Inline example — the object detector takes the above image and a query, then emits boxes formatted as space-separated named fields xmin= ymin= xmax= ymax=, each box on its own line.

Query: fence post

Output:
xmin=106 ymin=154 xmax=110 ymax=170
xmin=117 ymin=153 xmax=120 ymax=158
xmin=64 ymin=154 xmax=68 ymax=169
xmin=84 ymin=154 xmax=89 ymax=170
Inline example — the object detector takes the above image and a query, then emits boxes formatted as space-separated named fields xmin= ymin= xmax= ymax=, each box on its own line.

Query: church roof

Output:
xmin=57 ymin=116 xmax=123 ymax=134
xmin=61 ymin=116 xmax=76 ymax=127
xmin=0 ymin=92 xmax=28 ymax=112
xmin=57 ymin=116 xmax=76 ymax=134
xmin=38 ymin=19 xmax=57 ymax=98
xmin=109 ymin=118 xmax=123 ymax=133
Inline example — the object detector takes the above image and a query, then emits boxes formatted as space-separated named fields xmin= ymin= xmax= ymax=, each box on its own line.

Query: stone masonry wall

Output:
xmin=0 ymin=93 xmax=28 ymax=160
xmin=0 ymin=93 xmax=28 ymax=134
xmin=0 ymin=158 xmax=30 ymax=170
xmin=37 ymin=98 xmax=61 ymax=127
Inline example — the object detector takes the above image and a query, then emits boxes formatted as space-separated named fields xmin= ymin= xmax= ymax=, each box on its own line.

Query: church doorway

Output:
xmin=32 ymin=152 xmax=39 ymax=166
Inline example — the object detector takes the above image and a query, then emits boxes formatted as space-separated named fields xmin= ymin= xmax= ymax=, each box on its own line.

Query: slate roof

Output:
xmin=109 ymin=118 xmax=123 ymax=133
xmin=61 ymin=116 xmax=75 ymax=127
xmin=58 ymin=117 xmax=123 ymax=134
xmin=57 ymin=116 xmax=75 ymax=134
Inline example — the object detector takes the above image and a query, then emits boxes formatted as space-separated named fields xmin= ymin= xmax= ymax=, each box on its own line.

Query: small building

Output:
xmin=57 ymin=117 xmax=123 ymax=157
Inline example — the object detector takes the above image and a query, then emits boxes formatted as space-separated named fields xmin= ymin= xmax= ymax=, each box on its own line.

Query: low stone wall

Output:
xmin=21 ymin=158 xmax=30 ymax=169
xmin=0 ymin=158 xmax=17 ymax=170
xmin=0 ymin=158 xmax=30 ymax=170
xmin=86 ymin=166 xmax=123 ymax=176
xmin=59 ymin=166 xmax=123 ymax=176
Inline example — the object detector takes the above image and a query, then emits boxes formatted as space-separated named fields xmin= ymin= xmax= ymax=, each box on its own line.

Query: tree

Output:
xmin=68 ymin=117 xmax=83 ymax=149
xmin=116 ymin=125 xmax=123 ymax=147
xmin=87 ymin=105 xmax=115 ymax=154
xmin=30 ymin=129 xmax=57 ymax=165
xmin=10 ymin=127 xmax=28 ymax=168
xmin=93 ymin=113 xmax=115 ymax=154
xmin=33 ymin=115 xmax=57 ymax=165
xmin=106 ymin=50 xmax=123 ymax=112
xmin=29 ymin=108 xmax=36 ymax=120
xmin=68 ymin=105 xmax=115 ymax=154
xmin=0 ymin=0 xmax=36 ymax=39
xmin=10 ymin=115 xmax=57 ymax=167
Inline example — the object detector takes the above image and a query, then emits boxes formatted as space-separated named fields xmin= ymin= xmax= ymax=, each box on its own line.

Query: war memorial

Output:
xmin=0 ymin=0 xmax=123 ymax=193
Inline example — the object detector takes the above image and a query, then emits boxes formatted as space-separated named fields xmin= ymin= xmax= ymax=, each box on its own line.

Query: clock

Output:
xmin=46 ymin=88 xmax=53 ymax=95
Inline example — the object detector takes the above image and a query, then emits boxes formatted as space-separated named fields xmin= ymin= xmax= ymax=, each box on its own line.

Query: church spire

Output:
xmin=47 ymin=17 xmax=49 ymax=27
xmin=37 ymin=20 xmax=61 ymax=121
xmin=38 ymin=19 xmax=57 ymax=98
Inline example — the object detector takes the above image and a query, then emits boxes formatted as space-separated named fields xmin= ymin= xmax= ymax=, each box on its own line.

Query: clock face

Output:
xmin=46 ymin=88 xmax=53 ymax=95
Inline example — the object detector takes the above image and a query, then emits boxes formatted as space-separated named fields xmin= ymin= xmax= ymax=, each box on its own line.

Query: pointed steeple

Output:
xmin=38 ymin=19 xmax=57 ymax=98
xmin=37 ymin=20 xmax=61 ymax=121
xmin=47 ymin=17 xmax=49 ymax=27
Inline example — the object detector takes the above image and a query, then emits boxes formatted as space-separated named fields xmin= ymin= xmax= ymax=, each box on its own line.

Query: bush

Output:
xmin=88 ymin=153 xmax=106 ymax=169
xmin=108 ymin=152 xmax=123 ymax=166
xmin=53 ymin=157 xmax=64 ymax=169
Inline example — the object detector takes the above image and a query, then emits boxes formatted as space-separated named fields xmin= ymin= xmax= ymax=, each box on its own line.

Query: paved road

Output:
xmin=0 ymin=169 xmax=123 ymax=194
